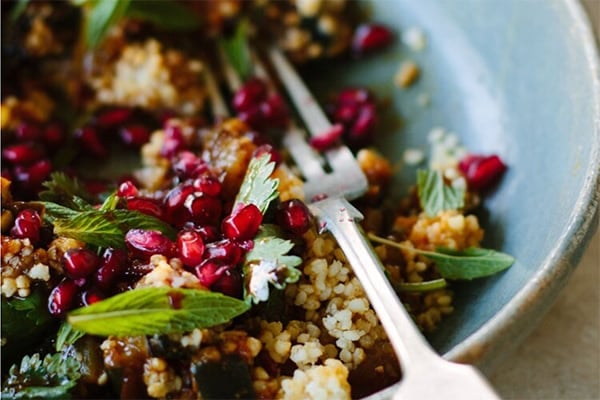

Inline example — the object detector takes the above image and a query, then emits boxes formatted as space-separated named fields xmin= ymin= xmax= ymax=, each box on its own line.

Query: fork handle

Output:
xmin=310 ymin=196 xmax=441 ymax=368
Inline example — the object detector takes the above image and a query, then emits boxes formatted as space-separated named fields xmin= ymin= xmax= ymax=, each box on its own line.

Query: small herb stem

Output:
xmin=394 ymin=278 xmax=447 ymax=292
xmin=367 ymin=232 xmax=436 ymax=258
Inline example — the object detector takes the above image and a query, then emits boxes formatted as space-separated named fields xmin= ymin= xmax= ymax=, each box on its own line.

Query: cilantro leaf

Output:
xmin=67 ymin=287 xmax=250 ymax=336
xmin=417 ymin=169 xmax=464 ymax=217
xmin=219 ymin=19 xmax=252 ymax=81
xmin=55 ymin=323 xmax=85 ymax=352
xmin=243 ymin=225 xmax=302 ymax=304
xmin=234 ymin=154 xmax=279 ymax=214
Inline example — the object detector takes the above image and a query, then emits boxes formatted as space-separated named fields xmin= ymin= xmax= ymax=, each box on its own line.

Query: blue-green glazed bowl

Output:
xmin=309 ymin=0 xmax=599 ymax=386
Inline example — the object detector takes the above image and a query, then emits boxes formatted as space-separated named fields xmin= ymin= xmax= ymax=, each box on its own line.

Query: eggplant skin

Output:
xmin=191 ymin=355 xmax=256 ymax=400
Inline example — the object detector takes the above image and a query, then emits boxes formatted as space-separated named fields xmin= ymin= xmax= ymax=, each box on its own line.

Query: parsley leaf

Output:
xmin=417 ymin=169 xmax=464 ymax=217
xmin=234 ymin=154 xmax=279 ymax=214
xmin=219 ymin=20 xmax=252 ymax=81
xmin=368 ymin=233 xmax=515 ymax=280
xmin=243 ymin=225 xmax=302 ymax=304
xmin=67 ymin=287 xmax=250 ymax=336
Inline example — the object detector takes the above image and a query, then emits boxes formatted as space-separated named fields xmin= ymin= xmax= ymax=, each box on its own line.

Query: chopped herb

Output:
xmin=417 ymin=169 xmax=464 ymax=217
xmin=368 ymin=233 xmax=514 ymax=280
xmin=243 ymin=225 xmax=302 ymax=304
xmin=234 ymin=154 xmax=279 ymax=214
xmin=1 ymin=352 xmax=81 ymax=400
xmin=219 ymin=19 xmax=252 ymax=81
xmin=67 ymin=287 xmax=250 ymax=336
xmin=55 ymin=323 xmax=85 ymax=352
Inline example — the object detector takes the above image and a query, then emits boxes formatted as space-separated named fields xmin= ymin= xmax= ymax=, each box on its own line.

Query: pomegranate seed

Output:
xmin=260 ymin=94 xmax=289 ymax=128
xmin=81 ymin=289 xmax=104 ymax=306
xmin=459 ymin=154 xmax=507 ymax=191
xmin=15 ymin=123 xmax=41 ymax=141
xmin=127 ymin=197 xmax=165 ymax=220
xmin=333 ymin=102 xmax=360 ymax=125
xmin=193 ymin=175 xmax=222 ymax=197
xmin=352 ymin=24 xmax=394 ymax=55
xmin=84 ymin=179 xmax=108 ymax=196
xmin=43 ymin=123 xmax=65 ymax=148
xmin=191 ymin=225 xmax=219 ymax=243
xmin=253 ymin=144 xmax=282 ymax=166
xmin=177 ymin=230 xmax=205 ymax=267
xmin=222 ymin=203 xmax=262 ymax=241
xmin=96 ymin=107 xmax=132 ymax=127
xmin=117 ymin=180 xmax=138 ymax=197
xmin=172 ymin=151 xmax=208 ymax=179
xmin=348 ymin=104 xmax=377 ymax=148
xmin=94 ymin=248 xmax=128 ymax=291
xmin=160 ymin=123 xmax=185 ymax=158
xmin=120 ymin=124 xmax=150 ymax=147
xmin=203 ymin=239 xmax=244 ymax=265
xmin=309 ymin=124 xmax=344 ymax=151
xmin=211 ymin=269 xmax=242 ymax=298
xmin=125 ymin=229 xmax=175 ymax=260
xmin=233 ymin=78 xmax=268 ymax=112
xmin=244 ymin=130 xmax=270 ymax=146
xmin=63 ymin=248 xmax=101 ymax=280
xmin=13 ymin=159 xmax=52 ymax=191
xmin=10 ymin=209 xmax=42 ymax=243
xmin=186 ymin=193 xmax=222 ymax=226
xmin=337 ymin=88 xmax=373 ymax=105
xmin=48 ymin=280 xmax=79 ymax=316
xmin=75 ymin=126 xmax=108 ymax=158
xmin=276 ymin=199 xmax=312 ymax=235
xmin=195 ymin=259 xmax=229 ymax=288
xmin=164 ymin=183 xmax=195 ymax=226
xmin=2 ymin=143 xmax=44 ymax=165
xmin=238 ymin=105 xmax=264 ymax=130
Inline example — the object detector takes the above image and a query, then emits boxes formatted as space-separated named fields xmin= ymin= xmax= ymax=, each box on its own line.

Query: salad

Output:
xmin=1 ymin=1 xmax=513 ymax=399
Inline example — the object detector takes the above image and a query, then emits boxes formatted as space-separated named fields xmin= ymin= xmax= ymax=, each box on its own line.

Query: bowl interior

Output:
xmin=304 ymin=0 xmax=599 ymax=362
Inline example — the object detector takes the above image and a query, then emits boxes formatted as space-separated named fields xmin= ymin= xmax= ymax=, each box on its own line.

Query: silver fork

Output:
xmin=209 ymin=44 xmax=500 ymax=399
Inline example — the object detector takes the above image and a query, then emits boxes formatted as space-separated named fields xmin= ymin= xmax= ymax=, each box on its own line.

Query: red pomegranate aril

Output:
xmin=10 ymin=209 xmax=42 ymax=243
xmin=2 ymin=142 xmax=44 ymax=165
xmin=120 ymin=124 xmax=150 ymax=147
xmin=95 ymin=248 xmax=128 ymax=290
xmin=459 ymin=154 xmax=507 ymax=191
xmin=84 ymin=179 xmax=108 ymax=196
xmin=352 ymin=23 xmax=394 ymax=55
xmin=191 ymin=225 xmax=219 ymax=243
xmin=48 ymin=279 xmax=79 ymax=316
xmin=195 ymin=260 xmax=229 ymax=288
xmin=172 ymin=151 xmax=208 ymax=180
xmin=260 ymin=94 xmax=289 ymax=128
xmin=222 ymin=203 xmax=262 ymax=241
xmin=233 ymin=78 xmax=268 ymax=112
xmin=253 ymin=144 xmax=282 ymax=166
xmin=348 ymin=104 xmax=377 ymax=148
xmin=309 ymin=124 xmax=344 ymax=151
xmin=332 ymin=102 xmax=360 ymax=125
xmin=203 ymin=239 xmax=243 ymax=265
xmin=276 ymin=199 xmax=312 ymax=235
xmin=164 ymin=183 xmax=195 ymax=226
xmin=186 ymin=193 xmax=222 ymax=226
xmin=96 ymin=107 xmax=132 ymax=127
xmin=211 ymin=269 xmax=242 ymax=298
xmin=75 ymin=126 xmax=108 ymax=158
xmin=13 ymin=159 xmax=52 ymax=190
xmin=63 ymin=248 xmax=101 ymax=279
xmin=238 ymin=105 xmax=264 ymax=130
xmin=244 ymin=130 xmax=270 ymax=146
xmin=125 ymin=229 xmax=175 ymax=260
xmin=160 ymin=124 xmax=185 ymax=158
xmin=177 ymin=230 xmax=205 ymax=267
xmin=118 ymin=180 xmax=139 ymax=197
xmin=337 ymin=88 xmax=373 ymax=105
xmin=16 ymin=123 xmax=41 ymax=141
xmin=81 ymin=289 xmax=104 ymax=306
xmin=43 ymin=123 xmax=65 ymax=148
xmin=192 ymin=175 xmax=222 ymax=197
xmin=127 ymin=197 xmax=165 ymax=220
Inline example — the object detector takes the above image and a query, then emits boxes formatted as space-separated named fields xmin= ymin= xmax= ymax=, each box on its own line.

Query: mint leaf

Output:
xmin=126 ymin=0 xmax=201 ymax=31
xmin=85 ymin=0 xmax=131 ymax=48
xmin=417 ymin=169 xmax=464 ymax=217
xmin=55 ymin=323 xmax=85 ymax=352
xmin=368 ymin=233 xmax=515 ymax=280
xmin=111 ymin=210 xmax=177 ymax=239
xmin=243 ymin=225 xmax=302 ymax=304
xmin=39 ymin=172 xmax=95 ymax=209
xmin=234 ymin=154 xmax=279 ymax=214
xmin=99 ymin=191 xmax=119 ymax=211
xmin=220 ymin=20 xmax=252 ymax=81
xmin=67 ymin=287 xmax=250 ymax=336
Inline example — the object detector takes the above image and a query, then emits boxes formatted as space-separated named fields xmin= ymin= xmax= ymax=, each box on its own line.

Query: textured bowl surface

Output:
xmin=307 ymin=0 xmax=599 ymax=376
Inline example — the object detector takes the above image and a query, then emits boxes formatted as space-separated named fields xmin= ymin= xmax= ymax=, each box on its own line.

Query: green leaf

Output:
xmin=234 ymin=154 xmax=279 ymax=214
xmin=85 ymin=0 xmax=131 ymax=48
xmin=126 ymin=0 xmax=201 ymax=31
xmin=243 ymin=225 xmax=302 ymax=304
xmin=368 ymin=233 xmax=515 ymax=280
xmin=41 ymin=202 xmax=80 ymax=223
xmin=111 ymin=210 xmax=177 ymax=240
xmin=219 ymin=20 xmax=252 ymax=81
xmin=10 ymin=0 xmax=30 ymax=21
xmin=417 ymin=169 xmax=464 ymax=217
xmin=394 ymin=278 xmax=447 ymax=293
xmin=39 ymin=172 xmax=95 ymax=209
xmin=55 ymin=323 xmax=85 ymax=352
xmin=67 ymin=287 xmax=250 ymax=336
xmin=99 ymin=191 xmax=119 ymax=211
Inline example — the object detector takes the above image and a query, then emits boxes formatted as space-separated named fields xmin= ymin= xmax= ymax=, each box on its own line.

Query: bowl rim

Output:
xmin=442 ymin=0 xmax=600 ymax=372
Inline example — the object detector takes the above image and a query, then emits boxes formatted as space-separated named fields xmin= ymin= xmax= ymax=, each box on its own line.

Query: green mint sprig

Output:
xmin=369 ymin=233 xmax=514 ymax=280
xmin=67 ymin=287 xmax=250 ymax=337
xmin=417 ymin=169 xmax=464 ymax=217
xmin=234 ymin=154 xmax=279 ymax=214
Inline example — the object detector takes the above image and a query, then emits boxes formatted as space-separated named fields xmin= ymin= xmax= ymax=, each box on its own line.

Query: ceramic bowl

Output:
xmin=308 ymin=0 xmax=600 ymax=385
